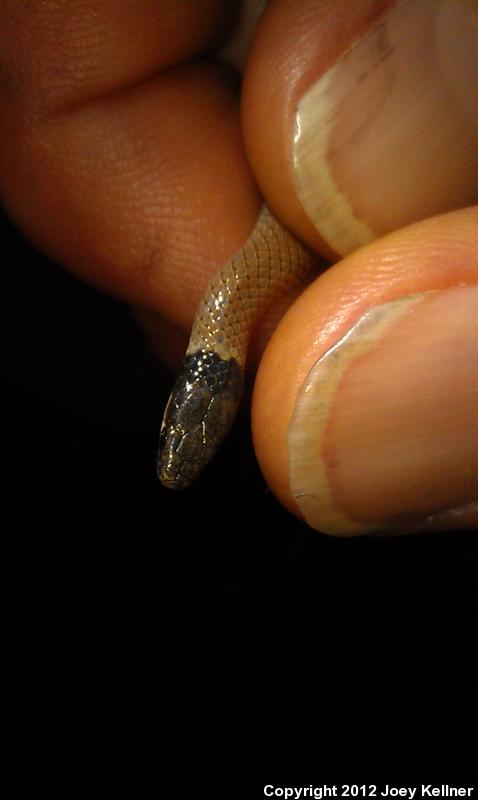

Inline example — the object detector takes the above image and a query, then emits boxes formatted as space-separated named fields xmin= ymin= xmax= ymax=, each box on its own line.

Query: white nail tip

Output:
xmin=293 ymin=68 xmax=375 ymax=257
xmin=288 ymin=293 xmax=426 ymax=535
xmin=292 ymin=0 xmax=478 ymax=256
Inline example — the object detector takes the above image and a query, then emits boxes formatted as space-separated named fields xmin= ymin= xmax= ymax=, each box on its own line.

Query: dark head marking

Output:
xmin=157 ymin=350 xmax=243 ymax=490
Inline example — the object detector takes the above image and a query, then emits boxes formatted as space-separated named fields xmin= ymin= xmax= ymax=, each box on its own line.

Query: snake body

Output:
xmin=157 ymin=205 xmax=315 ymax=489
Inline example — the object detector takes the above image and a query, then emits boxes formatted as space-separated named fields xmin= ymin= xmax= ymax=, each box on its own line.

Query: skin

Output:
xmin=1 ymin=0 xmax=478 ymax=530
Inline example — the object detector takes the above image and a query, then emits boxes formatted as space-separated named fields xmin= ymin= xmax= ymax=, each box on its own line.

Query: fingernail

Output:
xmin=292 ymin=0 xmax=478 ymax=256
xmin=288 ymin=285 xmax=478 ymax=536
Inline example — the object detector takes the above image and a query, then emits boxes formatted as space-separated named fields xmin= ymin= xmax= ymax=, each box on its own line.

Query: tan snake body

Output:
xmin=157 ymin=205 xmax=315 ymax=489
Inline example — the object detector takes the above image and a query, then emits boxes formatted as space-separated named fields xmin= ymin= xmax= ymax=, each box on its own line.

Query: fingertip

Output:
xmin=242 ymin=0 xmax=395 ymax=257
xmin=0 ymin=59 xmax=262 ymax=334
xmin=252 ymin=208 xmax=478 ymax=535
xmin=242 ymin=0 xmax=478 ymax=259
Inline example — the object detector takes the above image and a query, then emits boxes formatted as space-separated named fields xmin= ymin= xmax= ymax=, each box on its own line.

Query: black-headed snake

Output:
xmin=157 ymin=205 xmax=315 ymax=489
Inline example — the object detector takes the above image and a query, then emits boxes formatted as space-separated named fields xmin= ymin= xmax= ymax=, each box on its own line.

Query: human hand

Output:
xmin=1 ymin=0 xmax=478 ymax=535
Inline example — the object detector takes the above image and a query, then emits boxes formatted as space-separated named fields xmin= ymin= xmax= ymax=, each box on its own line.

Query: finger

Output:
xmin=252 ymin=207 xmax=478 ymax=536
xmin=0 ymin=0 xmax=262 ymax=336
xmin=0 ymin=0 xmax=233 ymax=109
xmin=243 ymin=0 xmax=478 ymax=257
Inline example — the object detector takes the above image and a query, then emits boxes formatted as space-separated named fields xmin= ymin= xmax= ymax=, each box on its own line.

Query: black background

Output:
xmin=3 ymin=207 xmax=477 ymax=795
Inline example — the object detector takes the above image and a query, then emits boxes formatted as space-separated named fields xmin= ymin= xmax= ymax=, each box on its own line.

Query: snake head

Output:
xmin=157 ymin=350 xmax=243 ymax=490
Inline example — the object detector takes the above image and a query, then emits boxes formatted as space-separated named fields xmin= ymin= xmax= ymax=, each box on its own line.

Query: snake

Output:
xmin=157 ymin=205 xmax=316 ymax=490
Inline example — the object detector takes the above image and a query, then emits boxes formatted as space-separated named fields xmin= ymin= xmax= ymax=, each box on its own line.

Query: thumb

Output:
xmin=253 ymin=207 xmax=478 ymax=536
xmin=242 ymin=0 xmax=478 ymax=258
